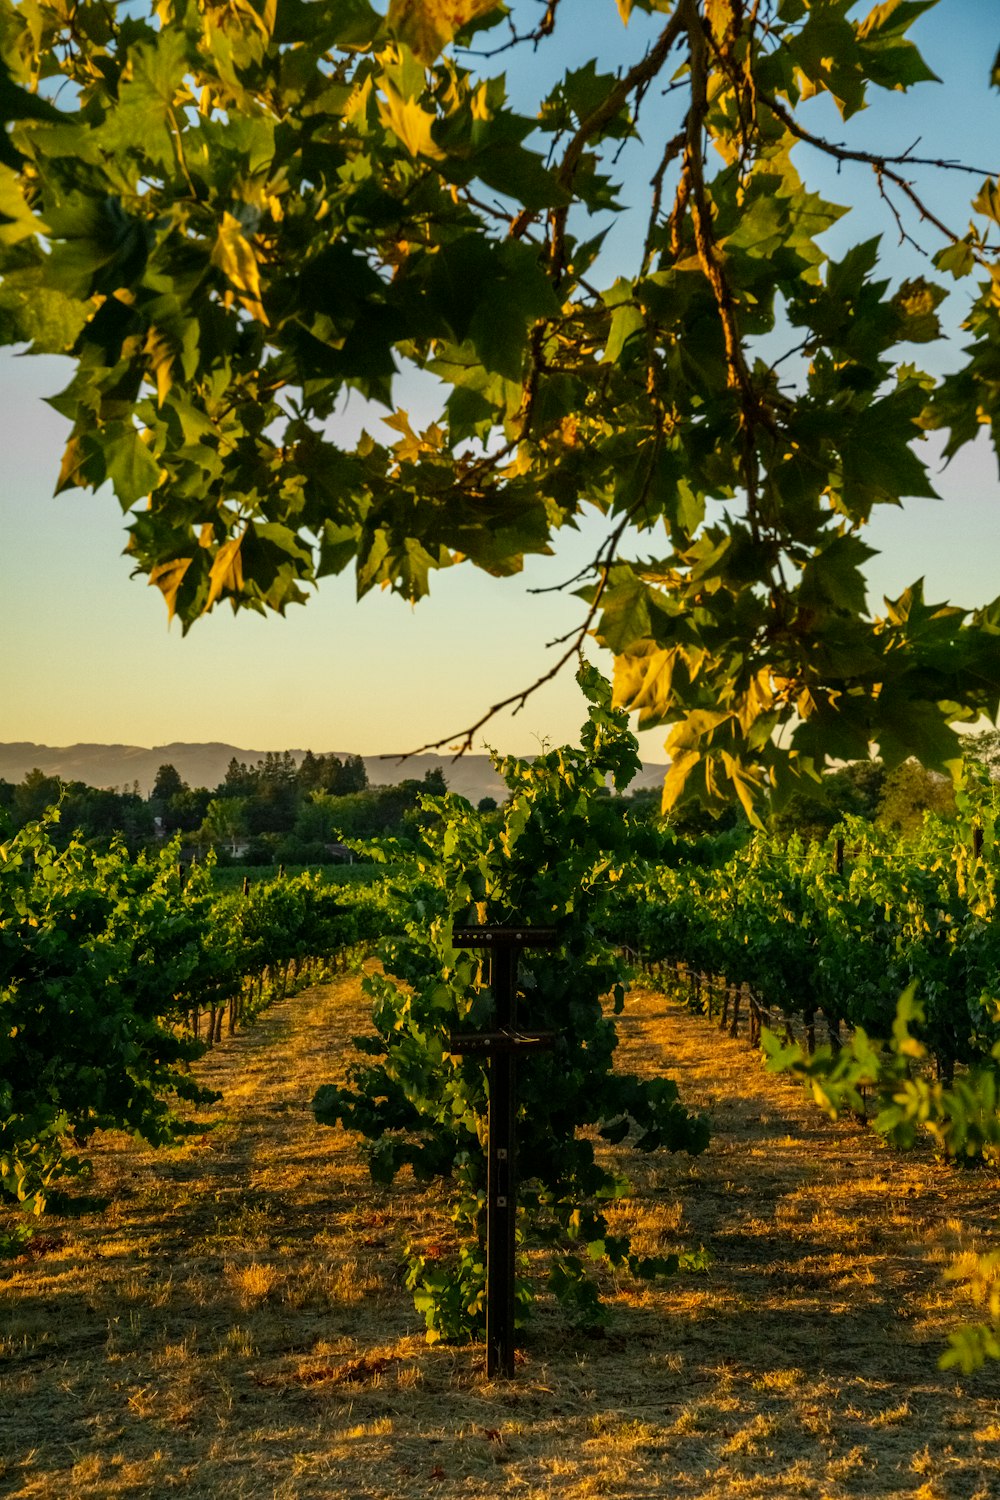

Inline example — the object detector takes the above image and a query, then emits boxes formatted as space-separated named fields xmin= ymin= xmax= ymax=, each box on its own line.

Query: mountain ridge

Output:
xmin=0 ymin=741 xmax=668 ymax=805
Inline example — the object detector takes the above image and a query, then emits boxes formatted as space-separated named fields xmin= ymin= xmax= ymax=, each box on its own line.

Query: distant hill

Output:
xmin=0 ymin=742 xmax=669 ymax=806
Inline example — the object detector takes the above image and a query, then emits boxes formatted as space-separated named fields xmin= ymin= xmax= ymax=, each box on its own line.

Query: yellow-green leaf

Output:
xmin=377 ymin=82 xmax=444 ymax=158
xmin=660 ymin=750 xmax=700 ymax=813
xmin=54 ymin=434 xmax=86 ymax=493
xmin=210 ymin=211 xmax=268 ymax=323
xmin=206 ymin=533 xmax=245 ymax=610
xmin=149 ymin=556 xmax=194 ymax=621
xmin=0 ymin=163 xmax=45 ymax=245
xmin=144 ymin=327 xmax=175 ymax=406
xmin=388 ymin=0 xmax=504 ymax=65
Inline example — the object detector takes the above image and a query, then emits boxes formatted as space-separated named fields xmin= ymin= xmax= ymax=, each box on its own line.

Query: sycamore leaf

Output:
xmin=799 ymin=533 xmax=877 ymax=614
xmin=55 ymin=434 xmax=87 ymax=493
xmin=144 ymin=327 xmax=175 ymax=406
xmin=719 ymin=751 xmax=766 ymax=828
xmin=0 ymin=275 xmax=87 ymax=352
xmin=933 ymin=238 xmax=974 ymax=280
xmin=377 ymin=81 xmax=444 ymax=158
xmin=103 ymin=425 xmax=162 ymax=505
xmin=590 ymin=566 xmax=653 ymax=653
xmin=0 ymin=55 xmax=64 ymax=169
xmin=0 ymin=163 xmax=45 ymax=245
xmin=149 ymin=556 xmax=194 ymax=622
xmin=472 ymin=142 xmax=570 ymax=211
xmin=891 ymin=275 xmax=946 ymax=343
xmin=856 ymin=0 xmax=941 ymax=90
xmin=210 ymin=212 xmax=268 ymax=323
xmin=705 ymin=0 xmax=737 ymax=43
xmin=206 ymin=534 xmax=245 ymax=610
xmin=973 ymin=177 xmax=1000 ymax=227
xmin=388 ymin=0 xmax=504 ymax=65
xmin=613 ymin=646 xmax=678 ymax=727
xmin=660 ymin=750 xmax=701 ymax=813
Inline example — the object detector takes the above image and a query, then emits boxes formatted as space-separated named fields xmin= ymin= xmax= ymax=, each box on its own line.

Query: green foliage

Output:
xmin=209 ymin=861 xmax=387 ymax=891
xmin=0 ymin=816 xmax=215 ymax=1209
xmin=613 ymin=769 xmax=1000 ymax=1373
xmin=621 ymin=757 xmax=1000 ymax=1070
xmin=767 ymin=757 xmax=887 ymax=844
xmin=0 ymin=750 xmax=432 ymax=855
xmin=0 ymin=812 xmax=390 ymax=1213
xmin=2 ymin=1 xmax=999 ymax=810
xmin=876 ymin=758 xmax=957 ymax=834
xmin=941 ymin=1253 xmax=1000 ymax=1373
xmin=314 ymin=667 xmax=708 ymax=1339
xmin=302 ymin=772 xmax=448 ymax=842
xmin=763 ymin=983 xmax=1000 ymax=1374
xmin=762 ymin=986 xmax=1000 ymax=1163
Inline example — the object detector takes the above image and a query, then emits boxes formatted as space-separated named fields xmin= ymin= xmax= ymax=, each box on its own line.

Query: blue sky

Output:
xmin=1 ymin=0 xmax=998 ymax=761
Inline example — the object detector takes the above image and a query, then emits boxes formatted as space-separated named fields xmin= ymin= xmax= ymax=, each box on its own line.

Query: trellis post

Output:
xmin=449 ymin=924 xmax=559 ymax=1378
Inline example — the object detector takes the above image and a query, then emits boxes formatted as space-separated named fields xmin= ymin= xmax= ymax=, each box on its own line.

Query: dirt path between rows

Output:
xmin=1 ymin=975 xmax=999 ymax=1500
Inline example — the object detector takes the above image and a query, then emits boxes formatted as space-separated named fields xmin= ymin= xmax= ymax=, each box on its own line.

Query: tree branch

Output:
xmin=642 ymin=128 xmax=687 ymax=274
xmin=678 ymin=0 xmax=767 ymax=553
xmin=547 ymin=10 xmax=687 ymax=285
xmin=399 ymin=430 xmax=668 ymax=759
xmin=759 ymin=90 xmax=997 ymax=265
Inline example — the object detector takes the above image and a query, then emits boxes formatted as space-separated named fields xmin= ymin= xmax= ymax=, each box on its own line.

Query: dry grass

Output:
xmin=1 ymin=974 xmax=999 ymax=1499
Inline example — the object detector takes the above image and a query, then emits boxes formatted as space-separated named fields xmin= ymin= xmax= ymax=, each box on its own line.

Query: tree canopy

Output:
xmin=1 ymin=0 xmax=999 ymax=816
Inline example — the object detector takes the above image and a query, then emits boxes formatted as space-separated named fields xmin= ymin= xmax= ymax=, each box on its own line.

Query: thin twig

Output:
xmin=462 ymin=0 xmax=563 ymax=57
xmin=643 ymin=129 xmax=687 ymax=274
xmin=548 ymin=10 xmax=686 ymax=286
xmin=876 ymin=170 xmax=928 ymax=256
xmin=400 ymin=434 xmax=665 ymax=759
xmin=527 ymin=559 xmax=602 ymax=596
xmin=760 ymin=91 xmax=997 ymax=263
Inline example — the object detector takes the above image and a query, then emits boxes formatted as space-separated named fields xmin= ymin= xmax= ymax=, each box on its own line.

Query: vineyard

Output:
xmin=3 ymin=681 xmax=1000 ymax=1493
xmin=3 ymin=961 xmax=1000 ymax=1497
xmin=0 ymin=815 xmax=389 ymax=1214
xmin=6 ymin=0 xmax=1000 ymax=1487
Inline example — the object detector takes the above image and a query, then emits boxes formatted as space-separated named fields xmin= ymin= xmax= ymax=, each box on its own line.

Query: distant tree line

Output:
xmin=0 ymin=751 xmax=455 ymax=864
xmin=0 ymin=769 xmax=155 ymax=848
xmin=2 ymin=732 xmax=997 ymax=862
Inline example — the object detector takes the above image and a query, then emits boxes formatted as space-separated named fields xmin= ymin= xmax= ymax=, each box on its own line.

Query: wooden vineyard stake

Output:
xmin=449 ymin=925 xmax=559 ymax=1378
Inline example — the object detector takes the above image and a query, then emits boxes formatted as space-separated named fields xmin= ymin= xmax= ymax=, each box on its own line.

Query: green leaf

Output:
xmin=933 ymin=239 xmax=975 ymax=279
xmin=0 ymin=55 xmax=64 ymax=169
xmin=586 ymin=564 xmax=653 ymax=653
xmin=890 ymin=276 xmax=946 ymax=343
xmin=602 ymin=279 xmax=644 ymax=365
xmin=856 ymin=1 xmax=941 ymax=91
xmin=43 ymin=194 xmax=150 ymax=300
xmin=0 ymin=163 xmax=44 ymax=244
xmin=103 ymin=424 xmax=163 ymax=506
xmin=798 ymin=534 xmax=877 ymax=615
xmin=470 ymin=142 xmax=570 ymax=212
xmin=0 ymin=268 xmax=88 ymax=352
xmin=466 ymin=243 xmax=559 ymax=379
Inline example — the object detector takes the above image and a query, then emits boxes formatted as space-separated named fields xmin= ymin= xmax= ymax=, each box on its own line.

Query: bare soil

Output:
xmin=1 ymin=975 xmax=998 ymax=1500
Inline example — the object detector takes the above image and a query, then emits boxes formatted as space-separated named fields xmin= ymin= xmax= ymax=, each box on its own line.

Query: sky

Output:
xmin=1 ymin=0 xmax=998 ymax=764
